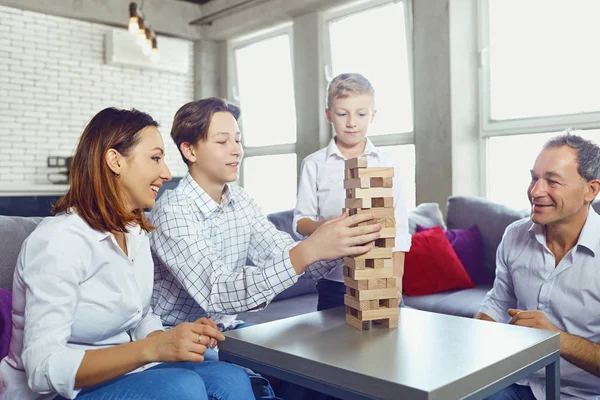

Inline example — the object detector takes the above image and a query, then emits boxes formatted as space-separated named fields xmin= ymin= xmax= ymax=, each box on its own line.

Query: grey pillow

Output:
xmin=267 ymin=209 xmax=296 ymax=238
xmin=0 ymin=216 xmax=43 ymax=290
xmin=407 ymin=202 xmax=446 ymax=234
xmin=447 ymin=196 xmax=529 ymax=278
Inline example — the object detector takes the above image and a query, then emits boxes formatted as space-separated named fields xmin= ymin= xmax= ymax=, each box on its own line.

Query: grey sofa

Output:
xmin=4 ymin=197 xmax=597 ymax=327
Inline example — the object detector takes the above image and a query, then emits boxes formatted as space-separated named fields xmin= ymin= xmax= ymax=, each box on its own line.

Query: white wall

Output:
xmin=0 ymin=5 xmax=193 ymax=188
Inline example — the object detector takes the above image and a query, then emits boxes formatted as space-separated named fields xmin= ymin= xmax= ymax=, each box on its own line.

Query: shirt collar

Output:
xmin=325 ymin=137 xmax=380 ymax=161
xmin=528 ymin=208 xmax=600 ymax=256
xmin=180 ymin=173 xmax=236 ymax=216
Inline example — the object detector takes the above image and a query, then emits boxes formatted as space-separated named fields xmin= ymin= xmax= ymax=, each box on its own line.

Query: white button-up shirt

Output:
xmin=149 ymin=173 xmax=336 ymax=331
xmin=0 ymin=212 xmax=163 ymax=400
xmin=479 ymin=210 xmax=600 ymax=400
xmin=293 ymin=138 xmax=412 ymax=282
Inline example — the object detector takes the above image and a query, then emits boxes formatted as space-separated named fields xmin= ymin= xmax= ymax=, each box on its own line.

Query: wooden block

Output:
xmin=345 ymin=168 xmax=353 ymax=179
xmin=358 ymin=306 xmax=398 ymax=321
xmin=344 ymin=178 xmax=371 ymax=189
xmin=345 ymin=157 xmax=368 ymax=170
xmin=345 ymin=198 xmax=371 ymax=209
xmin=343 ymin=266 xmax=351 ymax=277
xmin=344 ymin=294 xmax=373 ymax=311
xmin=355 ymin=247 xmax=393 ymax=259
xmin=370 ymin=300 xmax=380 ymax=310
xmin=372 ymin=197 xmax=394 ymax=208
xmin=344 ymin=257 xmax=365 ymax=270
xmin=369 ymin=258 xmax=393 ymax=269
xmin=382 ymin=298 xmax=400 ymax=308
xmin=350 ymin=268 xmax=395 ymax=280
xmin=346 ymin=313 xmax=372 ymax=331
xmin=380 ymin=227 xmax=396 ymax=238
xmin=377 ymin=278 xmax=388 ymax=289
xmin=355 ymin=167 xmax=394 ymax=179
xmin=354 ymin=207 xmax=394 ymax=218
xmin=356 ymin=288 xmax=398 ymax=301
xmin=358 ymin=216 xmax=395 ymax=228
xmin=387 ymin=278 xmax=397 ymax=288
xmin=345 ymin=277 xmax=379 ymax=290
xmin=378 ymin=316 xmax=398 ymax=328
xmin=370 ymin=177 xmax=393 ymax=188
xmin=375 ymin=238 xmax=395 ymax=248
xmin=348 ymin=187 xmax=393 ymax=200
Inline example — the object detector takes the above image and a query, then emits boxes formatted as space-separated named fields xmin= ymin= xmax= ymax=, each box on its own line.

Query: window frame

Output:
xmin=227 ymin=22 xmax=297 ymax=185
xmin=478 ymin=0 xmax=600 ymax=137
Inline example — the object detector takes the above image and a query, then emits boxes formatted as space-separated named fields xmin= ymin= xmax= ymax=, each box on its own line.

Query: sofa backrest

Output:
xmin=0 ymin=216 xmax=43 ymax=290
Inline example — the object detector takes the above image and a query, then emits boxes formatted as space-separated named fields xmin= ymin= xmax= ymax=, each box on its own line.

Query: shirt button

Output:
xmin=137 ymin=310 xmax=141 ymax=314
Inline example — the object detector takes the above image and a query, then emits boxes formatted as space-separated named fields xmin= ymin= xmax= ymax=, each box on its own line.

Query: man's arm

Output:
xmin=474 ymin=312 xmax=497 ymax=322
xmin=561 ymin=332 xmax=600 ymax=378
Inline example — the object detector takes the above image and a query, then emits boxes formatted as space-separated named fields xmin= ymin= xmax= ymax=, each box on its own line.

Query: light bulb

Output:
xmin=128 ymin=16 xmax=139 ymax=35
xmin=136 ymin=30 xmax=146 ymax=46
xmin=143 ymin=41 xmax=152 ymax=55
xmin=151 ymin=49 xmax=160 ymax=63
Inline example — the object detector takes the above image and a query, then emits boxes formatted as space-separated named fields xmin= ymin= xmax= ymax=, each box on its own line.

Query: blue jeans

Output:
xmin=486 ymin=384 xmax=536 ymax=400
xmin=316 ymin=279 xmax=405 ymax=311
xmin=54 ymin=360 xmax=254 ymax=400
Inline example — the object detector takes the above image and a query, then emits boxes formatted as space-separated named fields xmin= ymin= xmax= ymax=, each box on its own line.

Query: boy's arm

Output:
xmin=294 ymin=158 xmax=321 ymax=238
xmin=297 ymin=218 xmax=324 ymax=236
xmin=150 ymin=204 xmax=299 ymax=315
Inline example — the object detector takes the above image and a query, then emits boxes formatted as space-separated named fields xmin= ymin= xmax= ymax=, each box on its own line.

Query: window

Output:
xmin=487 ymin=130 xmax=600 ymax=210
xmin=233 ymin=33 xmax=296 ymax=147
xmin=229 ymin=24 xmax=298 ymax=214
xmin=242 ymin=154 xmax=297 ymax=214
xmin=480 ymin=0 xmax=600 ymax=133
xmin=324 ymin=0 xmax=413 ymax=137
xmin=481 ymin=0 xmax=600 ymax=208
xmin=380 ymin=144 xmax=416 ymax=211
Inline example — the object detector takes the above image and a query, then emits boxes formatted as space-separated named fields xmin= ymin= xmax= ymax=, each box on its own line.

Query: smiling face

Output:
xmin=528 ymin=145 xmax=593 ymax=227
xmin=117 ymin=126 xmax=172 ymax=211
xmin=326 ymin=94 xmax=376 ymax=149
xmin=188 ymin=111 xmax=243 ymax=191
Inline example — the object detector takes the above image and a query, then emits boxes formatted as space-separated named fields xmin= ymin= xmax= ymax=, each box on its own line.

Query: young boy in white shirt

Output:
xmin=294 ymin=73 xmax=412 ymax=310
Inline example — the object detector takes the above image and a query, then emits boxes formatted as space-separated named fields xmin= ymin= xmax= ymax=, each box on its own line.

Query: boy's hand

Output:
xmin=307 ymin=211 xmax=382 ymax=261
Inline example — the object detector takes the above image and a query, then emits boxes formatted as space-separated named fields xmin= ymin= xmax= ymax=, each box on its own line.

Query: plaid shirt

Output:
xmin=149 ymin=173 xmax=335 ymax=330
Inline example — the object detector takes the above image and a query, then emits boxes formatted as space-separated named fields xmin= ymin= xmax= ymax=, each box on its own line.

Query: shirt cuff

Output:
xmin=46 ymin=348 xmax=86 ymax=399
xmin=132 ymin=311 xmax=164 ymax=340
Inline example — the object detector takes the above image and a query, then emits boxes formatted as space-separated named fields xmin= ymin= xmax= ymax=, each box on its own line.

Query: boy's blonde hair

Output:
xmin=326 ymin=73 xmax=375 ymax=109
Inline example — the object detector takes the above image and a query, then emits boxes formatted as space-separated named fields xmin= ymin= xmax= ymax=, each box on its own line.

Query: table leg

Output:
xmin=545 ymin=352 xmax=560 ymax=400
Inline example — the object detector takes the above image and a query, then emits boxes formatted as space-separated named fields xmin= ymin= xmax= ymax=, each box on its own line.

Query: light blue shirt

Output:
xmin=479 ymin=209 xmax=600 ymax=400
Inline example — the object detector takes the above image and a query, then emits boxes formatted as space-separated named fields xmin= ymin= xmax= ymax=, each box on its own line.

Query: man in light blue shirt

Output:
xmin=476 ymin=133 xmax=600 ymax=400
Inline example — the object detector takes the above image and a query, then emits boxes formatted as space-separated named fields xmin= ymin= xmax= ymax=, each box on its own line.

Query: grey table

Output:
xmin=219 ymin=307 xmax=560 ymax=400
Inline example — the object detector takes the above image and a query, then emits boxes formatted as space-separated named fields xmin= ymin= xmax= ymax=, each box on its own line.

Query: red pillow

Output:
xmin=404 ymin=226 xmax=475 ymax=295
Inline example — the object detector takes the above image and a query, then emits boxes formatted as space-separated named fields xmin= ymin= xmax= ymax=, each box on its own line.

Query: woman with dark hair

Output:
xmin=0 ymin=107 xmax=254 ymax=400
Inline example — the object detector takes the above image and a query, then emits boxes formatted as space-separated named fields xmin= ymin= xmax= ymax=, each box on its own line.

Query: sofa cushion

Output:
xmin=267 ymin=209 xmax=295 ymax=238
xmin=403 ymin=285 xmax=493 ymax=318
xmin=0 ymin=288 xmax=11 ymax=359
xmin=407 ymin=202 xmax=446 ymax=234
xmin=447 ymin=197 xmax=529 ymax=279
xmin=416 ymin=224 xmax=492 ymax=285
xmin=0 ymin=216 xmax=43 ymax=290
xmin=404 ymin=226 xmax=475 ymax=296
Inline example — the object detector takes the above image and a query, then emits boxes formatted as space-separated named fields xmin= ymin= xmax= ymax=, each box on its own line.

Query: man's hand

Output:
xmin=507 ymin=309 xmax=560 ymax=332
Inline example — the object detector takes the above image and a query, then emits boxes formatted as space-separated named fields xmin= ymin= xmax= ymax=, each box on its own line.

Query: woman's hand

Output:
xmin=144 ymin=322 xmax=225 ymax=363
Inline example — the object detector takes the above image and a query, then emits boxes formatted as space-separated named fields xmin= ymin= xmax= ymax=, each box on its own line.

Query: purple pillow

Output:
xmin=416 ymin=224 xmax=493 ymax=285
xmin=0 ymin=289 xmax=12 ymax=359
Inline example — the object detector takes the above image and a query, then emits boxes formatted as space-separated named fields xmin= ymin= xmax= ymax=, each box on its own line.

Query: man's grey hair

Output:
xmin=543 ymin=130 xmax=600 ymax=181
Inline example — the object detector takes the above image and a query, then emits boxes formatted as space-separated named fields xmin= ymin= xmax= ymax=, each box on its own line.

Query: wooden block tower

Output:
xmin=343 ymin=156 xmax=399 ymax=330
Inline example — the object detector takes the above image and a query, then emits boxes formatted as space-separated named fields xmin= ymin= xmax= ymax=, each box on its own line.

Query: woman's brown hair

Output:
xmin=52 ymin=107 xmax=158 ymax=233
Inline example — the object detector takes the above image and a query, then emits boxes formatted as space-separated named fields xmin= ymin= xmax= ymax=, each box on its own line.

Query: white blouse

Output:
xmin=0 ymin=212 xmax=163 ymax=400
